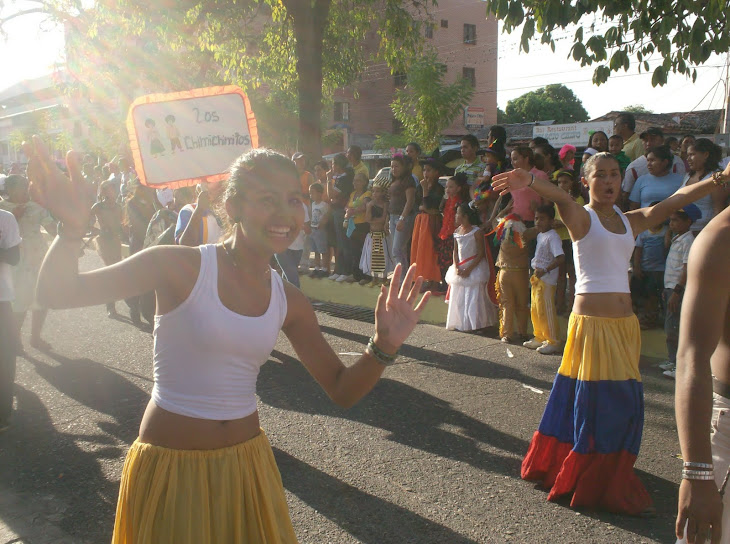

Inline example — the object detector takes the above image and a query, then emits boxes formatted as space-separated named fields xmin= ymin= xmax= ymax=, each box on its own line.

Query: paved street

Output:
xmin=0 ymin=254 xmax=681 ymax=544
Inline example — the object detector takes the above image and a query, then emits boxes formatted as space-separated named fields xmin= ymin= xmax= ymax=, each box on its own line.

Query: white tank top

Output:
xmin=151 ymin=244 xmax=287 ymax=420
xmin=573 ymin=205 xmax=634 ymax=295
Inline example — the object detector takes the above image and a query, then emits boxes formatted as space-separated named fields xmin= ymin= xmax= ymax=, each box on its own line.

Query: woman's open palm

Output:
xmin=24 ymin=136 xmax=90 ymax=233
xmin=373 ymin=264 xmax=430 ymax=354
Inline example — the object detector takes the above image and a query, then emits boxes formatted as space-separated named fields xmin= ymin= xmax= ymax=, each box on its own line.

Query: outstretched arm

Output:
xmin=626 ymin=165 xmax=730 ymax=237
xmin=282 ymin=264 xmax=430 ymax=408
xmin=492 ymin=169 xmax=589 ymax=240
xmin=675 ymin=208 xmax=730 ymax=543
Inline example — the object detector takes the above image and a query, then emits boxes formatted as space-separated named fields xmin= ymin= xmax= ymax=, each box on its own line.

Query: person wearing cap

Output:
xmin=620 ymin=126 xmax=686 ymax=207
xmin=661 ymin=203 xmax=701 ymax=380
xmin=345 ymin=146 xmax=370 ymax=181
xmin=613 ymin=112 xmax=644 ymax=162
xmin=410 ymin=158 xmax=445 ymax=289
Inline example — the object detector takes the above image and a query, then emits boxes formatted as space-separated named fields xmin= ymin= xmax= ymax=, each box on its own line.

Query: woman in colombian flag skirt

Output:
xmin=492 ymin=152 xmax=725 ymax=514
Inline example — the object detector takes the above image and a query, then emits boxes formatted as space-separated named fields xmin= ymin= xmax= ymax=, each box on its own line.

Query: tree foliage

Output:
xmin=503 ymin=84 xmax=589 ymax=124
xmin=389 ymin=52 xmax=474 ymax=150
xmin=3 ymin=0 xmax=434 ymax=158
xmin=623 ymin=104 xmax=653 ymax=114
xmin=486 ymin=0 xmax=729 ymax=87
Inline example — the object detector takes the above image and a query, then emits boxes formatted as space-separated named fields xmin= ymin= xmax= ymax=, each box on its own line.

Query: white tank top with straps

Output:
xmin=573 ymin=205 xmax=634 ymax=295
xmin=151 ymin=244 xmax=287 ymax=420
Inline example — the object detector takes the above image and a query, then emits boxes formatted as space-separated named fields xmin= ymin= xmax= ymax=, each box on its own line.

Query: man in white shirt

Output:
xmin=621 ymin=127 xmax=686 ymax=206
xmin=0 ymin=208 xmax=21 ymax=432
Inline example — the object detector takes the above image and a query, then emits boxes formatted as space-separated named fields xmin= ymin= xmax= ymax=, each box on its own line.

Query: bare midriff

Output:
xmin=573 ymin=292 xmax=634 ymax=318
xmin=138 ymin=400 xmax=261 ymax=450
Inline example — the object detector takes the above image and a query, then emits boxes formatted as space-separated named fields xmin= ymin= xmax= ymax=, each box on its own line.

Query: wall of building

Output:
xmin=331 ymin=0 xmax=498 ymax=150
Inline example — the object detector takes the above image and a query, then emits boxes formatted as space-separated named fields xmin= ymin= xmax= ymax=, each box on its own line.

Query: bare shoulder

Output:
xmin=139 ymin=244 xmax=202 ymax=277
xmin=281 ymin=280 xmax=316 ymax=329
xmin=690 ymin=209 xmax=730 ymax=272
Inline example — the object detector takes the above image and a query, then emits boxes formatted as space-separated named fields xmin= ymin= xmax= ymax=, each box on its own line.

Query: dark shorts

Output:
xmin=630 ymin=270 xmax=664 ymax=300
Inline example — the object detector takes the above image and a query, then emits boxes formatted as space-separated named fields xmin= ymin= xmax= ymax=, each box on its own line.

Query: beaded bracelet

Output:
xmin=683 ymin=461 xmax=714 ymax=470
xmin=711 ymin=171 xmax=729 ymax=186
xmin=366 ymin=337 xmax=398 ymax=367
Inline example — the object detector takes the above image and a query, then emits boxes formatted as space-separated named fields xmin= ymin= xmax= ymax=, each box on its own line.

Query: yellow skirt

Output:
xmin=112 ymin=430 xmax=298 ymax=544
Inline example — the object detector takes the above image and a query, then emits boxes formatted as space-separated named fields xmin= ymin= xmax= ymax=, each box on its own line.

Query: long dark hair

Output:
xmin=449 ymin=172 xmax=471 ymax=202
xmin=689 ymin=138 xmax=722 ymax=175
xmin=457 ymin=202 xmax=481 ymax=226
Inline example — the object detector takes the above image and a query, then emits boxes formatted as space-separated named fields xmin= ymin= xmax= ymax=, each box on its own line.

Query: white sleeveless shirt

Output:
xmin=151 ymin=244 xmax=287 ymax=420
xmin=573 ymin=205 xmax=634 ymax=295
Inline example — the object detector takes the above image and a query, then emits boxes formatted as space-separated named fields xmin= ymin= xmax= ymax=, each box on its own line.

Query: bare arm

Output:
xmin=401 ymin=186 xmax=416 ymax=218
xmin=492 ymin=170 xmax=589 ymax=240
xmin=38 ymin=238 xmax=187 ymax=309
xmin=282 ymin=265 xmax=429 ymax=408
xmin=626 ymin=165 xmax=730 ymax=237
xmin=675 ymin=212 xmax=730 ymax=542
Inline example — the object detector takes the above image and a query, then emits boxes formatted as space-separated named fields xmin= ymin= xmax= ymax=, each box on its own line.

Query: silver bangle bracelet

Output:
xmin=682 ymin=470 xmax=716 ymax=480
xmin=683 ymin=461 xmax=714 ymax=470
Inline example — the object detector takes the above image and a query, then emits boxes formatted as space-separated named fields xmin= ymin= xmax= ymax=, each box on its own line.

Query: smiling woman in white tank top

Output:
xmin=29 ymin=139 xmax=431 ymax=544
xmin=493 ymin=152 xmax=728 ymax=516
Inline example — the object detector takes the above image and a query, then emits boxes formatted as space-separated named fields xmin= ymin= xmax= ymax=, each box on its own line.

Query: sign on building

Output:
xmin=464 ymin=106 xmax=485 ymax=129
xmin=532 ymin=121 xmax=614 ymax=148
xmin=127 ymin=86 xmax=258 ymax=188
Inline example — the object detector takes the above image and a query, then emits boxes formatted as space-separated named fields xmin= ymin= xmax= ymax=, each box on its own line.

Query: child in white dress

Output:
xmin=445 ymin=203 xmax=498 ymax=331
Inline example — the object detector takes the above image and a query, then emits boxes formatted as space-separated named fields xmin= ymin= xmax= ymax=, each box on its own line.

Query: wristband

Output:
xmin=528 ymin=173 xmax=536 ymax=187
xmin=682 ymin=469 xmax=716 ymax=480
xmin=398 ymin=216 xmax=405 ymax=221
xmin=366 ymin=336 xmax=398 ymax=366
xmin=684 ymin=462 xmax=714 ymax=470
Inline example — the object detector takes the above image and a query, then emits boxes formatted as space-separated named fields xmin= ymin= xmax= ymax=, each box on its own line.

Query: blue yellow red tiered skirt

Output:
xmin=112 ymin=430 xmax=298 ymax=543
xmin=521 ymin=313 xmax=653 ymax=514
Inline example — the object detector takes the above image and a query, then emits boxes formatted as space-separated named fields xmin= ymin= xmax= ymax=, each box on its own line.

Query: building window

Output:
xmin=425 ymin=23 xmax=434 ymax=39
xmin=334 ymin=102 xmax=349 ymax=122
xmin=440 ymin=19 xmax=448 ymax=28
xmin=463 ymin=67 xmax=476 ymax=87
xmin=393 ymin=71 xmax=407 ymax=87
xmin=464 ymin=24 xmax=476 ymax=44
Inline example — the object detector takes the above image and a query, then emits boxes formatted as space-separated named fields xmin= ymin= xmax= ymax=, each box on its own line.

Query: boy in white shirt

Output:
xmin=308 ymin=183 xmax=330 ymax=278
xmin=0 ymin=208 xmax=21 ymax=432
xmin=524 ymin=205 xmax=565 ymax=355
xmin=661 ymin=204 xmax=701 ymax=379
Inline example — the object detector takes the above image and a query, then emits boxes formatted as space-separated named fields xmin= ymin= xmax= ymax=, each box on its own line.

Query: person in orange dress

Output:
xmin=410 ymin=158 xmax=445 ymax=290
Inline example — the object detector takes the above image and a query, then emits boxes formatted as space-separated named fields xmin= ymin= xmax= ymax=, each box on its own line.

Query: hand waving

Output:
xmin=23 ymin=136 xmax=89 ymax=234
xmin=491 ymin=168 xmax=533 ymax=196
xmin=373 ymin=264 xmax=431 ymax=355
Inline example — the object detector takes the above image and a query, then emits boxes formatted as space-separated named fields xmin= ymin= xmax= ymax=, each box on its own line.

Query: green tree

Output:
xmin=485 ymin=0 xmax=729 ymax=87
xmin=623 ymin=104 xmax=653 ymax=114
xmin=497 ymin=107 xmax=507 ymax=124
xmin=3 ymin=1 xmax=435 ymax=158
xmin=388 ymin=52 xmax=474 ymax=150
xmin=503 ymin=84 xmax=589 ymax=124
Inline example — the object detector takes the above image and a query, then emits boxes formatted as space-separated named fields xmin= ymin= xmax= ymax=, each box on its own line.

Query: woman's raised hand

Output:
xmin=373 ymin=264 xmax=430 ymax=355
xmin=491 ymin=168 xmax=533 ymax=195
xmin=23 ymin=136 xmax=89 ymax=234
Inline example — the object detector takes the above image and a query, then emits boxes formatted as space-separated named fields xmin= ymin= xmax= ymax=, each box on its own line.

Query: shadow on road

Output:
xmin=319 ymin=324 xmax=555 ymax=391
xmin=0 ymin=352 xmax=149 ymax=543
xmin=260 ymin=349 xmax=525 ymax=478
xmin=274 ymin=447 xmax=480 ymax=544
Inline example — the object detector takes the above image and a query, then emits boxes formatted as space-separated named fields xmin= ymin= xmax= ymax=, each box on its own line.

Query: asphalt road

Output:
xmin=0 ymin=254 xmax=682 ymax=544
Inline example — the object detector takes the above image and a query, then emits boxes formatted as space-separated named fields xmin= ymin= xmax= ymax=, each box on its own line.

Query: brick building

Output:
xmin=331 ymin=0 xmax=498 ymax=150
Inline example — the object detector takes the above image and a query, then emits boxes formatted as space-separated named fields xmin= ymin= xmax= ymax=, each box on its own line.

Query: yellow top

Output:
xmin=353 ymin=161 xmax=370 ymax=180
xmin=348 ymin=190 xmax=372 ymax=224
xmin=411 ymin=162 xmax=423 ymax=182
xmin=622 ymin=133 xmax=644 ymax=162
